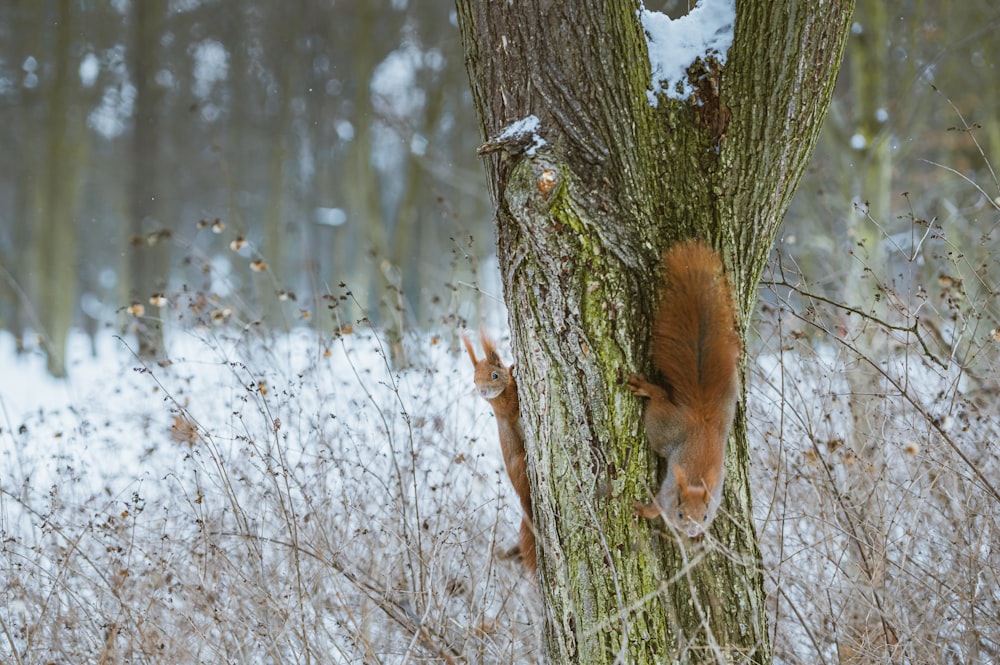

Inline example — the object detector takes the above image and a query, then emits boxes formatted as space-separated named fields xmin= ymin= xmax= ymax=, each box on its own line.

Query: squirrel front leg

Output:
xmin=633 ymin=498 xmax=662 ymax=520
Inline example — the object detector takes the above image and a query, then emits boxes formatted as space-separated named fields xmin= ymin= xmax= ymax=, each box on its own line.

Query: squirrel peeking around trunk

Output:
xmin=462 ymin=330 xmax=535 ymax=573
xmin=628 ymin=240 xmax=742 ymax=538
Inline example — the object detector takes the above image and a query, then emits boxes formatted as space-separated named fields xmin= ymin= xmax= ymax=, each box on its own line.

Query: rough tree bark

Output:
xmin=456 ymin=1 xmax=854 ymax=663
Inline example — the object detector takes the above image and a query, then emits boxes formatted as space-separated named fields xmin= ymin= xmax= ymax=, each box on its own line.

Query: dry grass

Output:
xmin=752 ymin=204 xmax=999 ymax=663
xmin=1 ymin=319 xmax=543 ymax=664
xmin=2 ymin=189 xmax=997 ymax=663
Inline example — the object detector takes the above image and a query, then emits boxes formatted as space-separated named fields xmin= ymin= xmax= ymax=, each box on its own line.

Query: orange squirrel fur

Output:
xmin=462 ymin=330 xmax=535 ymax=573
xmin=628 ymin=240 xmax=741 ymax=538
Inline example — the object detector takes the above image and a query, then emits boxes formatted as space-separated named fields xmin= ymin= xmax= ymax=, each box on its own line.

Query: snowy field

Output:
xmin=1 ymin=316 xmax=997 ymax=663
xmin=1 ymin=326 xmax=541 ymax=663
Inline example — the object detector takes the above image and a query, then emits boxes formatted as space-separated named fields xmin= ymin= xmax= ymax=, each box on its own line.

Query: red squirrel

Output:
xmin=462 ymin=330 xmax=535 ymax=573
xmin=628 ymin=240 xmax=741 ymax=538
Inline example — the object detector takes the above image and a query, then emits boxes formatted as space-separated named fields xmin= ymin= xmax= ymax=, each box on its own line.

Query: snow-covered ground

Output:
xmin=1 ymin=327 xmax=541 ymax=663
xmin=2 ymin=317 xmax=996 ymax=663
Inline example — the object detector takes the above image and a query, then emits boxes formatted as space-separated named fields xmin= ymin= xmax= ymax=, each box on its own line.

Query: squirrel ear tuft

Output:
xmin=479 ymin=328 xmax=500 ymax=363
xmin=461 ymin=334 xmax=478 ymax=365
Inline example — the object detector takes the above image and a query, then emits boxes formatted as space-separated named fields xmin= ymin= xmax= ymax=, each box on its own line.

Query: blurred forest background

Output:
xmin=1 ymin=0 xmax=998 ymax=376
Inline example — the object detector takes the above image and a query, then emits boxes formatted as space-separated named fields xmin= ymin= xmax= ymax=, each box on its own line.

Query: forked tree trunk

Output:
xmin=456 ymin=1 xmax=854 ymax=662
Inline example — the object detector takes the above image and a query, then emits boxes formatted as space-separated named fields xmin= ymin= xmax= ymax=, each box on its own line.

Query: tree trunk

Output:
xmin=260 ymin=1 xmax=300 ymax=327
xmin=456 ymin=1 xmax=854 ymax=662
xmin=128 ymin=0 xmax=169 ymax=358
xmin=36 ymin=0 xmax=87 ymax=377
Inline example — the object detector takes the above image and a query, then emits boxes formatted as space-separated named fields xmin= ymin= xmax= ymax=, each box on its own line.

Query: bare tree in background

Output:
xmin=34 ymin=0 xmax=88 ymax=376
xmin=128 ymin=0 xmax=169 ymax=357
xmin=457 ymin=1 xmax=854 ymax=662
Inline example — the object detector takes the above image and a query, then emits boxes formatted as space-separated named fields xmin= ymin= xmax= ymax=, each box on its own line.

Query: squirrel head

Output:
xmin=462 ymin=328 xmax=513 ymax=400
xmin=668 ymin=466 xmax=720 ymax=538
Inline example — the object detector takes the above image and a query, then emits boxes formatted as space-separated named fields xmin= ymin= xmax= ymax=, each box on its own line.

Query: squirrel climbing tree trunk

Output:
xmin=456 ymin=1 xmax=854 ymax=663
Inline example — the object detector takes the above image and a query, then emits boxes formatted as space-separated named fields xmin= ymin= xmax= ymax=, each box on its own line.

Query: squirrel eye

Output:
xmin=703 ymin=513 xmax=709 ymax=522
xmin=677 ymin=511 xmax=684 ymax=520
xmin=491 ymin=371 xmax=499 ymax=380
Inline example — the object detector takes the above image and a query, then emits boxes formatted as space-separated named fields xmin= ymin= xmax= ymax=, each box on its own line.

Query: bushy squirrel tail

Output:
xmin=650 ymin=240 xmax=741 ymax=409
